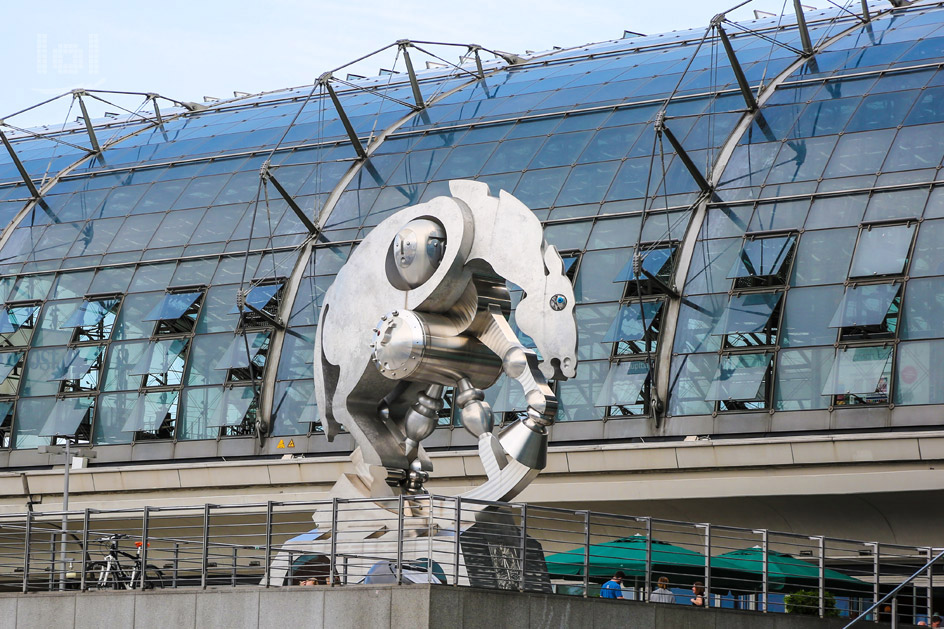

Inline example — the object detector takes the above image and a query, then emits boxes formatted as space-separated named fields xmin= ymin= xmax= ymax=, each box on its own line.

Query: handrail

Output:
xmin=843 ymin=547 xmax=944 ymax=628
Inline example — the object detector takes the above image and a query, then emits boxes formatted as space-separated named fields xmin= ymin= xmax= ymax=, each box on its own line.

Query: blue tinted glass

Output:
xmin=728 ymin=235 xmax=796 ymax=278
xmin=715 ymin=292 xmax=782 ymax=335
xmin=207 ymin=386 xmax=256 ymax=427
xmin=228 ymin=283 xmax=281 ymax=314
xmin=822 ymin=130 xmax=895 ymax=178
xmin=0 ymin=306 xmax=38 ymax=334
xmin=829 ymin=283 xmax=899 ymax=327
xmin=50 ymin=345 xmax=104 ymax=380
xmin=614 ymin=247 xmax=675 ymax=282
xmin=62 ymin=299 xmax=120 ymax=328
xmin=845 ymin=91 xmax=919 ymax=133
xmin=705 ymin=352 xmax=771 ymax=401
xmin=38 ymin=397 xmax=92 ymax=437
xmin=143 ymin=292 xmax=202 ymax=321
xmin=595 ymin=360 xmax=649 ymax=406
xmin=602 ymin=301 xmax=664 ymax=342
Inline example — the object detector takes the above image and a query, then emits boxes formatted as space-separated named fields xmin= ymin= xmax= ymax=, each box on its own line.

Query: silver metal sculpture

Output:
xmin=315 ymin=180 xmax=577 ymax=501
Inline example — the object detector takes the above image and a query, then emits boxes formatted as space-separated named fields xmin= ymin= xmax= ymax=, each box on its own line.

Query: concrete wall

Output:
xmin=0 ymin=584 xmax=889 ymax=629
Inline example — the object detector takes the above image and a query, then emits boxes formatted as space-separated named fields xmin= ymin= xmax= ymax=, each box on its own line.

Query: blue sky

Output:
xmin=4 ymin=0 xmax=833 ymax=127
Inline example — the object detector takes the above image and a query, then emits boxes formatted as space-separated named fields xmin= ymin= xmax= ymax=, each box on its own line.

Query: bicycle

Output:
xmin=86 ymin=534 xmax=164 ymax=590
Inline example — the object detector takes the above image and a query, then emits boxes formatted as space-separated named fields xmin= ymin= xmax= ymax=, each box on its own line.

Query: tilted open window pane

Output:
xmin=727 ymin=235 xmax=796 ymax=281
xmin=143 ymin=291 xmax=202 ymax=321
xmin=227 ymin=283 xmax=282 ymax=314
xmin=829 ymin=283 xmax=900 ymax=328
xmin=706 ymin=352 xmax=772 ymax=401
xmin=207 ymin=386 xmax=256 ymax=427
xmin=38 ymin=397 xmax=93 ymax=437
xmin=614 ymin=246 xmax=676 ymax=284
xmin=0 ymin=351 xmax=23 ymax=385
xmin=130 ymin=338 xmax=189 ymax=379
xmin=821 ymin=346 xmax=892 ymax=398
xmin=0 ymin=305 xmax=38 ymax=334
xmin=594 ymin=360 xmax=649 ymax=407
xmin=214 ymin=332 xmax=269 ymax=370
xmin=62 ymin=298 xmax=120 ymax=328
xmin=49 ymin=345 xmax=104 ymax=381
xmin=714 ymin=292 xmax=782 ymax=335
xmin=603 ymin=301 xmax=663 ymax=343
xmin=121 ymin=391 xmax=178 ymax=433
xmin=849 ymin=223 xmax=915 ymax=277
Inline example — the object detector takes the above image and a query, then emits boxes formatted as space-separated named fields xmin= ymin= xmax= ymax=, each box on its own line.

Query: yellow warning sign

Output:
xmin=276 ymin=439 xmax=285 ymax=449
xmin=287 ymin=439 xmax=295 ymax=448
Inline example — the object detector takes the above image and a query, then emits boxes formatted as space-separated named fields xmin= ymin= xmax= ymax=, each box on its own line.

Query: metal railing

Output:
xmin=0 ymin=495 xmax=937 ymax=623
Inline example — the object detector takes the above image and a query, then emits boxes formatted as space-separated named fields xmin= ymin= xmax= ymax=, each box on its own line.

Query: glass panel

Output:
xmin=21 ymin=348 xmax=65 ymax=397
xmin=901 ymin=277 xmax=944 ymax=340
xmin=271 ymin=380 xmax=316 ymax=435
xmin=493 ymin=375 xmax=527 ymax=413
xmin=101 ymin=340 xmax=149 ymax=391
xmin=556 ymin=360 xmax=606 ymax=422
xmin=821 ymin=346 xmax=892 ymax=397
xmin=94 ymin=392 xmax=137 ymax=445
xmin=613 ymin=246 xmax=676 ymax=282
xmin=573 ymin=248 xmax=631 ymax=303
xmin=214 ymin=332 xmax=269 ymax=370
xmin=907 ymin=219 xmax=944 ymax=277
xmin=227 ymin=283 xmax=281 ymax=314
xmin=774 ymin=347 xmax=833 ymax=411
xmin=143 ymin=291 xmax=202 ymax=321
xmin=207 ymin=386 xmax=256 ymax=426
xmin=178 ymin=386 xmax=221 ymax=440
xmin=49 ymin=345 xmax=104 ymax=381
xmin=829 ymin=283 xmax=899 ymax=328
xmin=668 ymin=353 xmax=717 ymax=416
xmin=849 ymin=223 xmax=915 ymax=277
xmin=602 ymin=301 xmax=663 ymax=342
xmin=0 ymin=305 xmax=38 ymax=334
xmin=895 ymin=340 xmax=944 ymax=405
xmin=705 ymin=353 xmax=771 ymax=401
xmin=13 ymin=397 xmax=56 ymax=448
xmin=130 ymin=338 xmax=188 ymax=376
xmin=780 ymin=285 xmax=844 ymax=347
xmin=38 ymin=396 xmax=93 ymax=437
xmin=727 ymin=235 xmax=795 ymax=279
xmin=185 ymin=333 xmax=232 ymax=386
xmin=714 ymin=292 xmax=781 ymax=335
xmin=122 ymin=391 xmax=178 ymax=432
xmin=790 ymin=228 xmax=857 ymax=286
xmin=0 ymin=351 xmax=23 ymax=386
xmin=62 ymin=298 xmax=120 ymax=328
xmin=594 ymin=360 xmax=649 ymax=407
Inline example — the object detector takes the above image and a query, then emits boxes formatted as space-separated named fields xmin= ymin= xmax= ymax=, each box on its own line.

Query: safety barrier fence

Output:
xmin=0 ymin=495 xmax=938 ymax=624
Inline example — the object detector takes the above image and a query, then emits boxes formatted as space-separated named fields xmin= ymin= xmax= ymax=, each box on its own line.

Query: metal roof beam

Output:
xmin=715 ymin=23 xmax=758 ymax=112
xmin=73 ymin=91 xmax=101 ymax=154
xmin=319 ymin=75 xmax=368 ymax=160
xmin=398 ymin=41 xmax=426 ymax=110
xmin=0 ymin=129 xmax=50 ymax=212
xmin=793 ymin=0 xmax=815 ymax=56
xmin=261 ymin=163 xmax=319 ymax=237
xmin=654 ymin=114 xmax=712 ymax=196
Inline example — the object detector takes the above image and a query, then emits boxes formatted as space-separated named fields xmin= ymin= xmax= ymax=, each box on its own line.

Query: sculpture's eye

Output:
xmin=550 ymin=294 xmax=567 ymax=311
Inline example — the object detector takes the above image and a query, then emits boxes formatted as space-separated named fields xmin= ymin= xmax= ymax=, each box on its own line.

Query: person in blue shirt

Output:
xmin=600 ymin=571 xmax=625 ymax=599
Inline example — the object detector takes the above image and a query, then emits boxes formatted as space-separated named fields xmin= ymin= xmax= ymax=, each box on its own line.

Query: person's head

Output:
xmin=657 ymin=576 xmax=669 ymax=589
xmin=692 ymin=581 xmax=705 ymax=595
xmin=613 ymin=570 xmax=625 ymax=582
xmin=931 ymin=615 xmax=941 ymax=627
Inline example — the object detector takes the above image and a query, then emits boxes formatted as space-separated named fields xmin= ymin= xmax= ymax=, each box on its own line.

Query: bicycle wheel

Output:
xmin=144 ymin=565 xmax=164 ymax=590
xmin=85 ymin=561 xmax=107 ymax=590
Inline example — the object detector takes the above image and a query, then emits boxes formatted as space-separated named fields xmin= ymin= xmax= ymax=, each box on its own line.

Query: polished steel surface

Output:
xmin=315 ymin=180 xmax=578 ymax=500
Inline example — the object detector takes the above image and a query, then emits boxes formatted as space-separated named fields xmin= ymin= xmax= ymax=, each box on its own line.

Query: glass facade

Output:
xmin=0 ymin=2 xmax=943 ymax=463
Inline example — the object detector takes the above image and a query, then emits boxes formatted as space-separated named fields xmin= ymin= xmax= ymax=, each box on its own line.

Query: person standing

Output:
xmin=650 ymin=576 xmax=675 ymax=603
xmin=600 ymin=571 xmax=625 ymax=600
xmin=691 ymin=581 xmax=707 ymax=607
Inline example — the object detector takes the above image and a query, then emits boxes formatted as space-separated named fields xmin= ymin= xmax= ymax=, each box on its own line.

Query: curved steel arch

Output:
xmin=653 ymin=3 xmax=906 ymax=426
